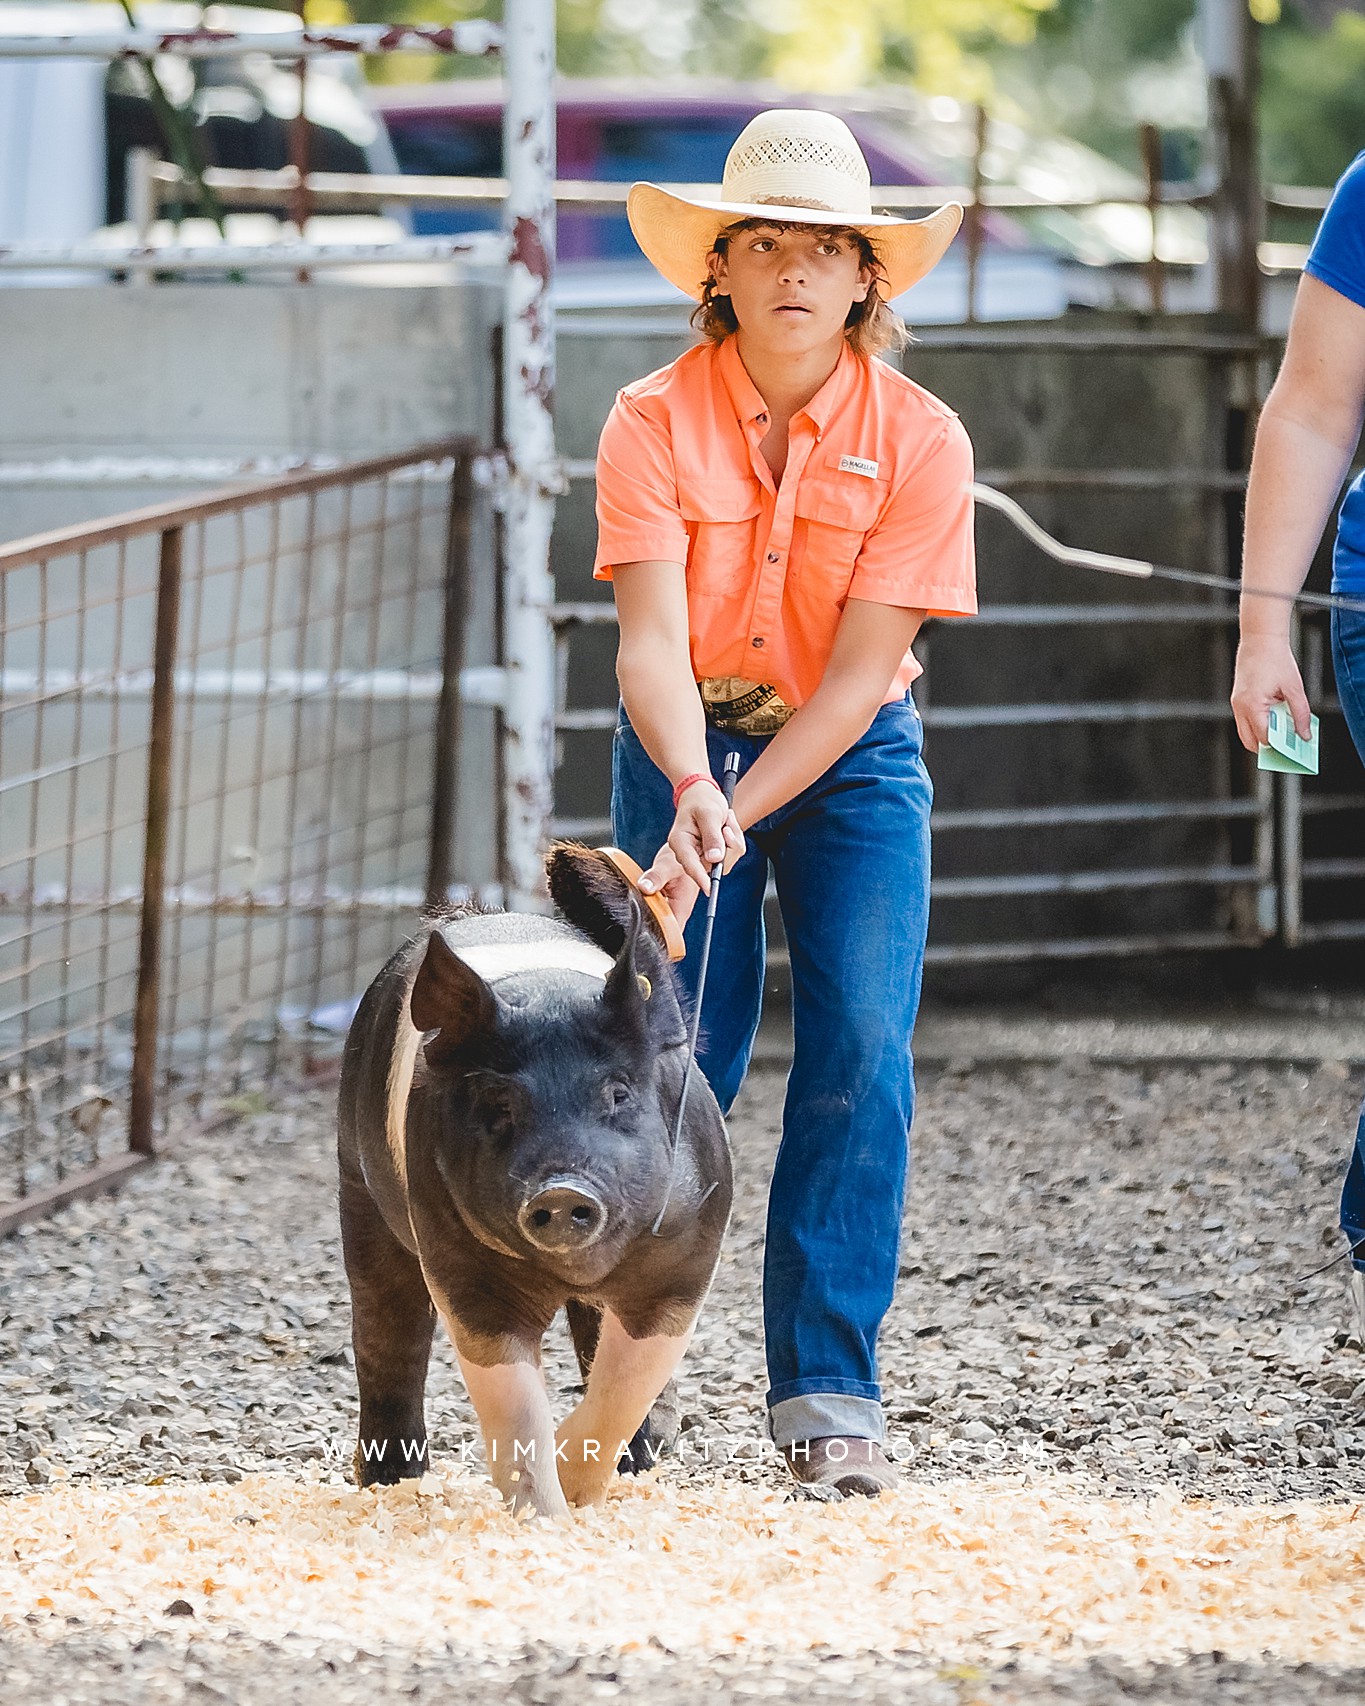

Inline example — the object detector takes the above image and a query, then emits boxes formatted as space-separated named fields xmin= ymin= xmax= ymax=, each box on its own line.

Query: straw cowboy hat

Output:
xmin=626 ymin=108 xmax=964 ymax=302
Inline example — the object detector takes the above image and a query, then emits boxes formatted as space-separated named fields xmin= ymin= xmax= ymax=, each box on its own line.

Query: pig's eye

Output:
xmin=605 ymin=1079 xmax=632 ymax=1114
xmin=475 ymin=1092 xmax=514 ymax=1139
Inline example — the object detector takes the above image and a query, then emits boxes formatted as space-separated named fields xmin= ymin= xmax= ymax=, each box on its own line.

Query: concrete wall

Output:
xmin=0 ymin=282 xmax=498 ymax=464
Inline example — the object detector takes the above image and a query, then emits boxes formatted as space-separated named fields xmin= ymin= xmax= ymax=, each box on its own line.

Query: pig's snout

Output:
xmin=517 ymin=1177 xmax=608 ymax=1252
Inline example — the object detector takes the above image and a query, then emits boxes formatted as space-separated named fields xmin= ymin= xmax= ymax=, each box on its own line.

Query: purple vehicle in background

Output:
xmin=372 ymin=79 xmax=1066 ymax=319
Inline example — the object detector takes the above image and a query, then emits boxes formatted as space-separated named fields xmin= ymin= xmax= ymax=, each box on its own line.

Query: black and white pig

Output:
xmin=336 ymin=843 xmax=732 ymax=1520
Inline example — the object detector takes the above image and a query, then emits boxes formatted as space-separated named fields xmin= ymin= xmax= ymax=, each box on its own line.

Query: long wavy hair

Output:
xmin=690 ymin=218 xmax=910 ymax=358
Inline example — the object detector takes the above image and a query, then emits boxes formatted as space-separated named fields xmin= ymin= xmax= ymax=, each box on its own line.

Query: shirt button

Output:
xmin=766 ymin=551 xmax=779 ymax=563
xmin=752 ymin=636 xmax=765 ymax=648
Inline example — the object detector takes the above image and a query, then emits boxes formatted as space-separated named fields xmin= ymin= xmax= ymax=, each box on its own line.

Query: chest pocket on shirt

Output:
xmin=793 ymin=474 xmax=888 ymax=595
xmin=676 ymin=473 xmax=764 ymax=594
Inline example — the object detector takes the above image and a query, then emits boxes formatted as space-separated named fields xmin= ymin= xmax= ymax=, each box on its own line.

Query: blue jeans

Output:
xmin=1331 ymin=603 xmax=1365 ymax=1271
xmin=611 ymin=695 xmax=932 ymax=1447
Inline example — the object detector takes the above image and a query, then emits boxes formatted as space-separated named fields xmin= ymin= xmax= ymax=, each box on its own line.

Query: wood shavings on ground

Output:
xmin=3 ymin=1472 xmax=1363 ymax=1666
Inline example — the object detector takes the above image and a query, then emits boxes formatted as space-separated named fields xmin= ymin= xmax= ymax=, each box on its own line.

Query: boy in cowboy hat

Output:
xmin=594 ymin=109 xmax=977 ymax=1497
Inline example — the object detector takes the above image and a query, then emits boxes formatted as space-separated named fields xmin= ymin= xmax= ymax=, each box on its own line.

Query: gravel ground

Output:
xmin=2 ymin=1046 xmax=1364 ymax=1701
xmin=4 ymin=1637 xmax=1365 ymax=1706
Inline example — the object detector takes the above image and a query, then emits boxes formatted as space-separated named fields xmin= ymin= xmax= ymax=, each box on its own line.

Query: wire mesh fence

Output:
xmin=0 ymin=440 xmax=475 ymax=1231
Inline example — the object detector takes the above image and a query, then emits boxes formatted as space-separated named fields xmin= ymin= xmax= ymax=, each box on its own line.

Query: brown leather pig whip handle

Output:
xmin=650 ymin=750 xmax=741 ymax=1237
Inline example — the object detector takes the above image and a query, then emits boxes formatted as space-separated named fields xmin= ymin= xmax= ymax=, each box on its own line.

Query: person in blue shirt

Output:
xmin=1230 ymin=150 xmax=1365 ymax=1319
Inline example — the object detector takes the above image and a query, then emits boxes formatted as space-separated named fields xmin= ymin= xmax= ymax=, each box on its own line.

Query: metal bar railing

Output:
xmin=132 ymin=162 xmax=1335 ymax=220
xmin=0 ymin=235 xmax=505 ymax=275
xmin=426 ymin=454 xmax=475 ymax=912
xmin=1141 ymin=122 xmax=1166 ymax=314
xmin=498 ymin=0 xmax=559 ymax=912
xmin=0 ymin=440 xmax=478 ymax=1236
xmin=0 ymin=2 xmax=562 ymax=1234
xmin=74 ymin=143 xmax=1328 ymax=298
xmin=0 ymin=441 xmax=480 ymax=572
xmin=0 ymin=23 xmax=504 ymax=59
xmin=1275 ymin=614 xmax=1365 ymax=948
xmin=964 ymin=105 xmax=988 ymax=324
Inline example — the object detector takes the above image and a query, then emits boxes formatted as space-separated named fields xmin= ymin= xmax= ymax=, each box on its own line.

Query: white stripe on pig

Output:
xmin=386 ymin=1010 xmax=423 ymax=1179
xmin=385 ymin=933 xmax=615 ymax=1170
xmin=440 ymin=936 xmax=614 ymax=985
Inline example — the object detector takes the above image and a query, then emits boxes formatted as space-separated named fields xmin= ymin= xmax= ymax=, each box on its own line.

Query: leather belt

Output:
xmin=698 ymin=676 xmax=796 ymax=736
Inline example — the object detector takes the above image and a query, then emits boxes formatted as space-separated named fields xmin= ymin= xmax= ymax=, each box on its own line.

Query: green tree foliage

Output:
xmin=743 ymin=0 xmax=1057 ymax=99
xmin=1261 ymin=8 xmax=1365 ymax=185
xmin=1034 ymin=0 xmax=1194 ymax=63
xmin=333 ymin=0 xmax=1055 ymax=91
xmin=222 ymin=0 xmax=1364 ymax=185
xmin=987 ymin=0 xmax=1200 ymax=176
xmin=993 ymin=1 xmax=1365 ymax=187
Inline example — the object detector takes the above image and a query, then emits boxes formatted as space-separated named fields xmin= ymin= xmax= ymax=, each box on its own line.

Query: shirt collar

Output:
xmin=716 ymin=335 xmax=856 ymax=439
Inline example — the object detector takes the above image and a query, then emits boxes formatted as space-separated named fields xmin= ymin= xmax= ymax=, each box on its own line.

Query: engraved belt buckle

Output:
xmin=698 ymin=676 xmax=795 ymax=737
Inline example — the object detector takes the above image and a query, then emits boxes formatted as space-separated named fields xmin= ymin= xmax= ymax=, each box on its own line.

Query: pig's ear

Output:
xmin=548 ymin=839 xmax=690 ymax=962
xmin=601 ymin=892 xmax=686 ymax=1049
xmin=546 ymin=840 xmax=635 ymax=955
xmin=409 ymin=930 xmax=497 ymax=1061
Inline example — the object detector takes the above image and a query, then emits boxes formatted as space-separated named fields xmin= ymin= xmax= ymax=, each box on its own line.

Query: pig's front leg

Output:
xmin=451 ymin=1337 xmax=569 ymax=1521
xmin=556 ymin=1309 xmax=697 ymax=1508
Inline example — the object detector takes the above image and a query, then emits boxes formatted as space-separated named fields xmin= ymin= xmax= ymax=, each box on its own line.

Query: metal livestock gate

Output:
xmin=0 ymin=2 xmax=560 ymax=919
xmin=0 ymin=2 xmax=560 ymax=1231
xmin=0 ymin=444 xmax=479 ymax=1231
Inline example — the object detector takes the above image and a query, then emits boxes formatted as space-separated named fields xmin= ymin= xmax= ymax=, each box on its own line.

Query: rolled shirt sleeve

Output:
xmin=848 ymin=413 xmax=978 ymax=618
xmin=593 ymin=391 xmax=690 ymax=579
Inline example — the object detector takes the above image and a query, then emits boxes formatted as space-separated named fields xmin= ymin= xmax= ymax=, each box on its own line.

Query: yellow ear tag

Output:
xmin=637 ymin=974 xmax=652 ymax=1001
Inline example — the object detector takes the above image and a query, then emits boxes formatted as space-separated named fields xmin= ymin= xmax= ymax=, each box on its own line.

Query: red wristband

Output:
xmin=671 ymin=771 xmax=722 ymax=811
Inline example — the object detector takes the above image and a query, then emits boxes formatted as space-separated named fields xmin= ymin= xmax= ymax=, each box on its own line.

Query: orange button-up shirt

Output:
xmin=593 ymin=334 xmax=976 ymax=708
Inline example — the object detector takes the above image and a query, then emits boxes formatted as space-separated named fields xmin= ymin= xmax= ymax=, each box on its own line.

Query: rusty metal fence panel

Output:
xmin=0 ymin=442 xmax=474 ymax=1233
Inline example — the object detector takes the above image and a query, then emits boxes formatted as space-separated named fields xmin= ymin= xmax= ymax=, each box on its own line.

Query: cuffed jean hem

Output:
xmin=765 ymin=1393 xmax=886 ymax=1449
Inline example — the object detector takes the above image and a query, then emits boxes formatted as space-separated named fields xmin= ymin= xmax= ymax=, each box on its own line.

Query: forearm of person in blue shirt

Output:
xmin=1232 ymin=274 xmax=1365 ymax=750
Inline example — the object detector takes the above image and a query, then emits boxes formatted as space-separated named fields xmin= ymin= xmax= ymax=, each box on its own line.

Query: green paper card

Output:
xmin=1257 ymin=704 xmax=1319 ymax=775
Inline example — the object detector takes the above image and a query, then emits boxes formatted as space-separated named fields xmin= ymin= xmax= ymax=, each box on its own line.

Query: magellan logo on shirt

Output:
xmin=838 ymin=455 xmax=880 ymax=479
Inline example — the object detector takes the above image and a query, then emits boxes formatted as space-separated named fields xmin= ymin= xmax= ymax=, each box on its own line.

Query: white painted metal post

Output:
xmin=500 ymin=0 xmax=560 ymax=911
xmin=125 ymin=146 xmax=155 ymax=287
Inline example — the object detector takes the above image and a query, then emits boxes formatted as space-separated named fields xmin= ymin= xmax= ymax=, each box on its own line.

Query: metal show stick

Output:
xmin=650 ymin=750 xmax=741 ymax=1236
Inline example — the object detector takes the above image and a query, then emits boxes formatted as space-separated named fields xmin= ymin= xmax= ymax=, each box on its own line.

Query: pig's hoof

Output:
xmin=510 ymin=1490 xmax=571 ymax=1522
xmin=616 ymin=1407 xmax=677 ymax=1476
xmin=356 ymin=1464 xmax=422 ymax=1489
xmin=353 ymin=1445 xmax=428 ymax=1489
